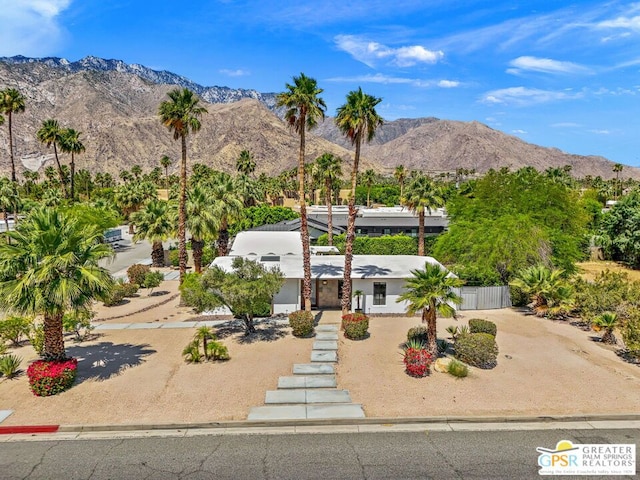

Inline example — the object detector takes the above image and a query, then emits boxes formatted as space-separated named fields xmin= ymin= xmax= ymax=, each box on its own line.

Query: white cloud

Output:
xmin=219 ymin=68 xmax=250 ymax=77
xmin=326 ymin=73 xmax=460 ymax=89
xmin=551 ymin=122 xmax=582 ymax=128
xmin=334 ymin=34 xmax=443 ymax=68
xmin=597 ymin=15 xmax=640 ymax=30
xmin=0 ymin=1 xmax=71 ymax=56
xmin=589 ymin=129 xmax=611 ymax=134
xmin=481 ymin=87 xmax=583 ymax=106
xmin=512 ymin=129 xmax=527 ymax=134
xmin=507 ymin=56 xmax=591 ymax=75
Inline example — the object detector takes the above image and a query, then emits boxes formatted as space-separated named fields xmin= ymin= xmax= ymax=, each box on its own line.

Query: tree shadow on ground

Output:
xmin=215 ymin=322 xmax=288 ymax=344
xmin=149 ymin=290 xmax=170 ymax=297
xmin=66 ymin=342 xmax=156 ymax=384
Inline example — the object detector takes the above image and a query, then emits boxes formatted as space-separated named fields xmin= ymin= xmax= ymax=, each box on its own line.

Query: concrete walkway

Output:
xmin=248 ymin=325 xmax=365 ymax=421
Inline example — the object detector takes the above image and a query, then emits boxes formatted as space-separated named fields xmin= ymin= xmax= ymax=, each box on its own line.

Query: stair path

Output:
xmin=247 ymin=324 xmax=365 ymax=421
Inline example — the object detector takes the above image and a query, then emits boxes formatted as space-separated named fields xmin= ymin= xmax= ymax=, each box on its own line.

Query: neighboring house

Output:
xmin=248 ymin=217 xmax=345 ymax=242
xmin=209 ymin=232 xmax=451 ymax=315
xmin=306 ymin=205 xmax=448 ymax=237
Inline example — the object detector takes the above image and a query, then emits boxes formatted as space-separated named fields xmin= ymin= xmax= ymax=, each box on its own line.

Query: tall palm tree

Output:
xmin=276 ymin=73 xmax=326 ymax=312
xmin=114 ymin=181 xmax=157 ymax=234
xmin=206 ymin=173 xmax=244 ymax=257
xmin=59 ymin=128 xmax=85 ymax=202
xmin=0 ymin=88 xmax=26 ymax=182
xmin=0 ymin=177 xmax=18 ymax=240
xmin=159 ymin=88 xmax=207 ymax=283
xmin=335 ymin=87 xmax=383 ymax=314
xmin=183 ymin=184 xmax=218 ymax=273
xmin=160 ymin=155 xmax=172 ymax=189
xmin=0 ymin=208 xmax=114 ymax=361
xmin=397 ymin=262 xmax=463 ymax=357
xmin=613 ymin=163 xmax=623 ymax=200
xmin=362 ymin=168 xmax=376 ymax=207
xmin=394 ymin=165 xmax=406 ymax=200
xmin=403 ymin=175 xmax=444 ymax=256
xmin=131 ymin=200 xmax=173 ymax=267
xmin=131 ymin=165 xmax=142 ymax=180
xmin=236 ymin=149 xmax=256 ymax=176
xmin=312 ymin=153 xmax=342 ymax=246
xmin=36 ymin=119 xmax=68 ymax=198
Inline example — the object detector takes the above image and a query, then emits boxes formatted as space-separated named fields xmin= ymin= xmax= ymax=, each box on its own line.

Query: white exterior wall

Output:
xmin=273 ymin=278 xmax=300 ymax=314
xmin=352 ymin=278 xmax=411 ymax=315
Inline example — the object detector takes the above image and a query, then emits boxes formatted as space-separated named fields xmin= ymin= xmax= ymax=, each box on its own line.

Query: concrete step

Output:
xmin=311 ymin=351 xmax=337 ymax=363
xmin=278 ymin=375 xmax=337 ymax=389
xmin=312 ymin=340 xmax=338 ymax=351
xmin=315 ymin=332 xmax=338 ymax=341
xmin=265 ymin=389 xmax=352 ymax=404
xmin=293 ymin=363 xmax=335 ymax=375
xmin=248 ymin=404 xmax=365 ymax=421
xmin=316 ymin=325 xmax=339 ymax=333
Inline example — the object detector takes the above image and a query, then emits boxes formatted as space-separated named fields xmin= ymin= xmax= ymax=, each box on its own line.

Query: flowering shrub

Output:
xmin=27 ymin=358 xmax=78 ymax=397
xmin=289 ymin=310 xmax=315 ymax=337
xmin=342 ymin=313 xmax=369 ymax=340
xmin=403 ymin=341 xmax=432 ymax=377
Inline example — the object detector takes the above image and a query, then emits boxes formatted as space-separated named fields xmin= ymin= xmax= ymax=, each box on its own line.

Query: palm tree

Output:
xmin=613 ymin=163 xmax=623 ymax=200
xmin=403 ymin=175 xmax=444 ymax=256
xmin=206 ymin=173 xmax=243 ymax=257
xmin=592 ymin=312 xmax=619 ymax=344
xmin=131 ymin=165 xmax=142 ymax=180
xmin=0 ymin=88 xmax=26 ymax=182
xmin=36 ymin=119 xmax=68 ymax=198
xmin=312 ymin=153 xmax=342 ymax=246
xmin=362 ymin=169 xmax=376 ymax=207
xmin=160 ymin=155 xmax=172 ymax=189
xmin=510 ymin=265 xmax=572 ymax=317
xmin=276 ymin=73 xmax=326 ymax=312
xmin=159 ymin=88 xmax=207 ymax=283
xmin=183 ymin=184 xmax=218 ymax=273
xmin=75 ymin=169 xmax=92 ymax=200
xmin=394 ymin=165 xmax=406 ymax=200
xmin=397 ymin=262 xmax=463 ymax=357
xmin=131 ymin=200 xmax=173 ymax=267
xmin=0 ymin=207 xmax=114 ymax=361
xmin=119 ymin=169 xmax=133 ymax=184
xmin=234 ymin=173 xmax=264 ymax=207
xmin=236 ymin=149 xmax=256 ymax=176
xmin=335 ymin=87 xmax=383 ymax=314
xmin=114 ymin=181 xmax=157 ymax=234
xmin=59 ymin=128 xmax=85 ymax=202
xmin=0 ymin=177 xmax=18 ymax=240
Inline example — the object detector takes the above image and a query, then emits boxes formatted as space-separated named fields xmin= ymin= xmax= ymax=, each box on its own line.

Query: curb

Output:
xmin=40 ymin=413 xmax=640 ymax=434
xmin=0 ymin=425 xmax=59 ymax=435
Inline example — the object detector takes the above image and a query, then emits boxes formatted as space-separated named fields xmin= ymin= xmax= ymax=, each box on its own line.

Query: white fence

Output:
xmin=452 ymin=286 xmax=512 ymax=310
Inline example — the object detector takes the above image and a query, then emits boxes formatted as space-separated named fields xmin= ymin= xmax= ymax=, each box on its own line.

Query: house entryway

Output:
xmin=315 ymin=279 xmax=345 ymax=309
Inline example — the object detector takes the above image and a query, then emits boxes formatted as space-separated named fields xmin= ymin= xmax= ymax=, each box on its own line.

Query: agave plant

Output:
xmin=446 ymin=325 xmax=459 ymax=340
xmin=592 ymin=312 xmax=619 ymax=345
xmin=0 ymin=354 xmax=22 ymax=378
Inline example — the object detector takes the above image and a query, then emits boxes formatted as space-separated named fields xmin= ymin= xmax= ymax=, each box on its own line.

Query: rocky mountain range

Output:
xmin=0 ymin=55 xmax=637 ymax=180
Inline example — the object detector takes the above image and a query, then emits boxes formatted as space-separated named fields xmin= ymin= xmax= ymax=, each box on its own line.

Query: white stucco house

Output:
xmin=208 ymin=231 xmax=452 ymax=316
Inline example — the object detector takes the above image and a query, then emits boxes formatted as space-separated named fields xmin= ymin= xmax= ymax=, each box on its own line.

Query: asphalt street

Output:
xmin=2 ymin=428 xmax=638 ymax=479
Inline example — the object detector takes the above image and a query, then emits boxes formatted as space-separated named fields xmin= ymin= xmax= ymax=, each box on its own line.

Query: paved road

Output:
xmin=98 ymin=226 xmax=154 ymax=274
xmin=2 ymin=428 xmax=638 ymax=479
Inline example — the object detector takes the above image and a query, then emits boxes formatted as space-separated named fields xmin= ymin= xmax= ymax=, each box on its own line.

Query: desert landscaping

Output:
xmin=1 ymin=282 xmax=639 ymax=427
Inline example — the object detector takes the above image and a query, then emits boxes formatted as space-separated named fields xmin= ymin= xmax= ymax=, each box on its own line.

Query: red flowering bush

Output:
xmin=341 ymin=313 xmax=369 ymax=340
xmin=27 ymin=358 xmax=78 ymax=397
xmin=403 ymin=342 xmax=432 ymax=377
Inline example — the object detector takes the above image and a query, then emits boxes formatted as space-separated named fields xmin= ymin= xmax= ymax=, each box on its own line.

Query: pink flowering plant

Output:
xmin=27 ymin=358 xmax=78 ymax=397
xmin=403 ymin=340 xmax=433 ymax=377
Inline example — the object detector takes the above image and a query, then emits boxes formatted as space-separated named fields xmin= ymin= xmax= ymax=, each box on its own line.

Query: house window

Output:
xmin=383 ymin=228 xmax=391 ymax=235
xmin=373 ymin=282 xmax=386 ymax=305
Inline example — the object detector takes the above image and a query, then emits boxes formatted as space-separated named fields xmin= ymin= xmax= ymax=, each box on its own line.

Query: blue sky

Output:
xmin=2 ymin=1 xmax=640 ymax=167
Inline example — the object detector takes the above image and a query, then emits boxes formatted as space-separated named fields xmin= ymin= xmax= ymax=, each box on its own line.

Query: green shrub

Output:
xmin=127 ymin=264 xmax=151 ymax=285
xmin=342 ymin=313 xmax=369 ymax=340
xmin=253 ymin=301 xmax=272 ymax=318
xmin=142 ymin=271 xmax=164 ymax=293
xmin=0 ymin=354 xmax=22 ymax=378
xmin=0 ymin=316 xmax=31 ymax=346
xmin=62 ymin=308 xmax=95 ymax=342
xmin=289 ymin=310 xmax=315 ymax=338
xmin=468 ymin=319 xmax=497 ymax=337
xmin=103 ymin=284 xmax=127 ymax=306
xmin=622 ymin=312 xmax=640 ymax=359
xmin=317 ymin=233 xmax=419 ymax=255
xmin=169 ymin=249 xmax=179 ymax=267
xmin=201 ymin=245 xmax=216 ymax=267
xmin=454 ymin=333 xmax=498 ymax=369
xmin=121 ymin=282 xmax=139 ymax=297
xmin=0 ymin=343 xmax=6 ymax=356
xmin=206 ymin=341 xmax=230 ymax=361
xmin=407 ymin=325 xmax=428 ymax=344
xmin=447 ymin=359 xmax=469 ymax=378
xmin=29 ymin=324 xmax=44 ymax=356
xmin=182 ymin=340 xmax=202 ymax=363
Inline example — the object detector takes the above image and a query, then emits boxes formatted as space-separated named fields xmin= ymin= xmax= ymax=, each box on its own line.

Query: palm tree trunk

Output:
xmin=367 ymin=187 xmax=370 ymax=208
xmin=192 ymin=238 xmax=204 ymax=273
xmin=418 ymin=210 xmax=425 ymax=256
xmin=178 ymin=135 xmax=188 ymax=284
xmin=52 ymin=143 xmax=68 ymax=198
xmin=70 ymin=153 xmax=76 ymax=202
xmin=326 ymin=179 xmax=333 ymax=246
xmin=341 ymin=135 xmax=361 ymax=314
xmin=2 ymin=206 xmax=10 ymax=244
xmin=151 ymin=241 xmax=165 ymax=267
xmin=298 ymin=114 xmax=312 ymax=312
xmin=217 ymin=221 xmax=229 ymax=257
xmin=424 ymin=303 xmax=438 ymax=358
xmin=43 ymin=311 xmax=66 ymax=361
xmin=165 ymin=167 xmax=169 ymax=189
xmin=8 ymin=113 xmax=16 ymax=183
